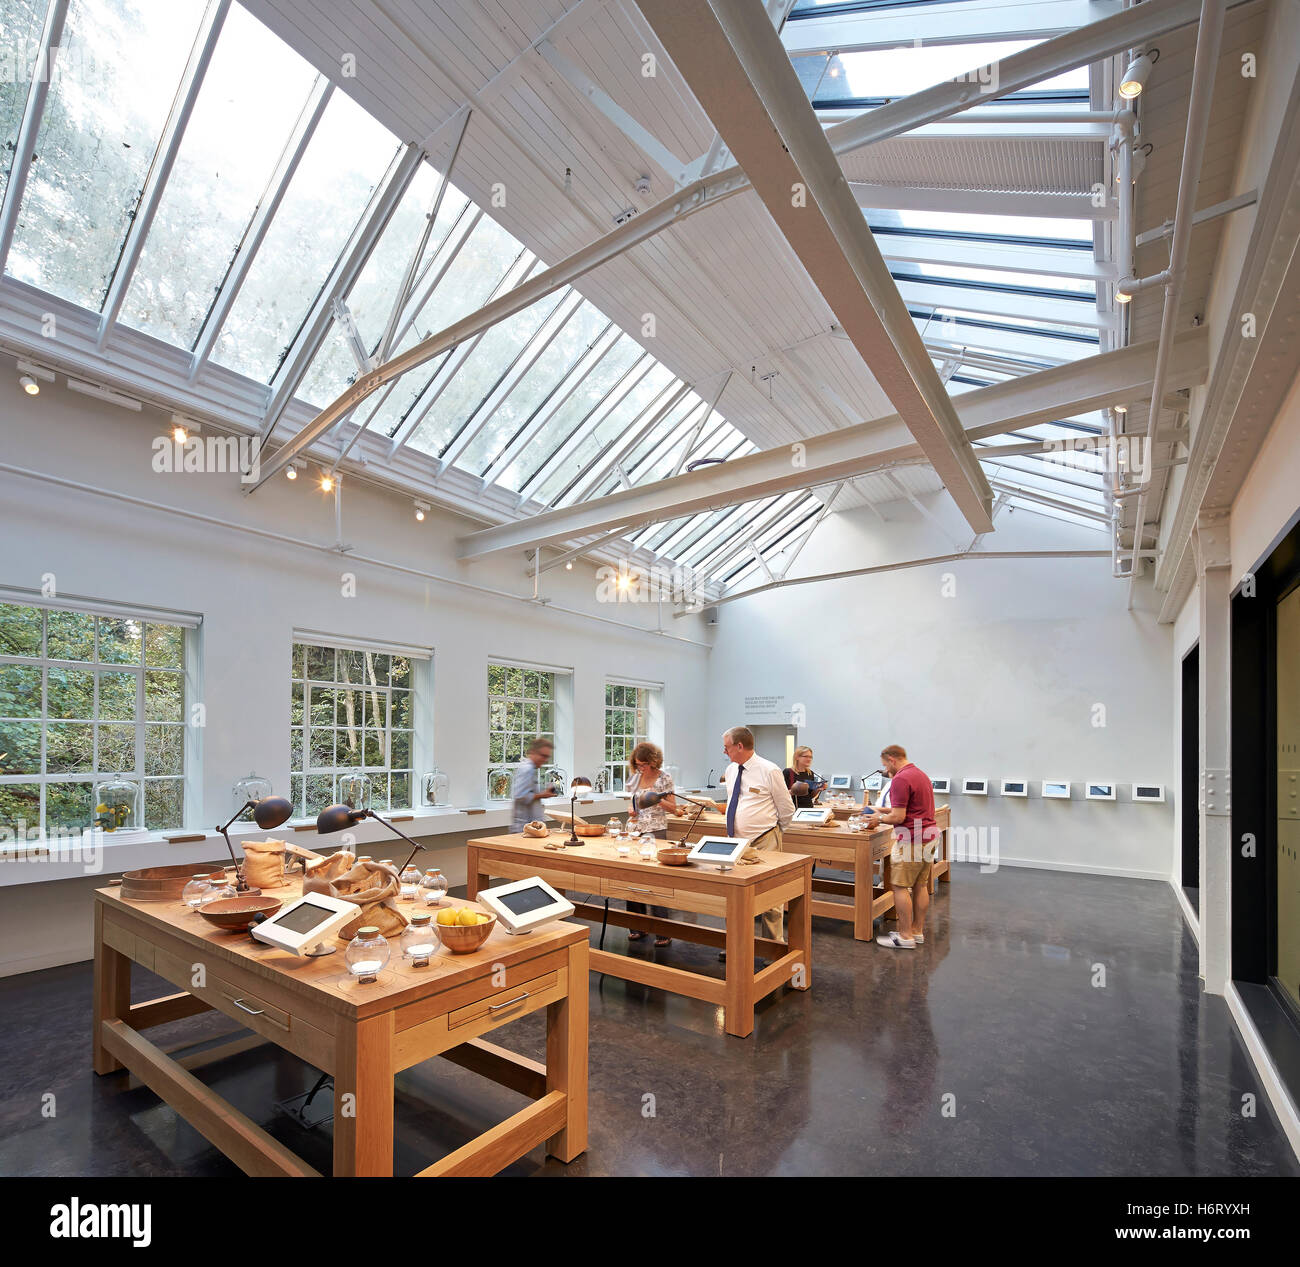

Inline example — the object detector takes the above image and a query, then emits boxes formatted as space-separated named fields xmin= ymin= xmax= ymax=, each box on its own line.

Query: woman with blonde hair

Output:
xmin=783 ymin=745 xmax=826 ymax=808
xmin=625 ymin=741 xmax=680 ymax=946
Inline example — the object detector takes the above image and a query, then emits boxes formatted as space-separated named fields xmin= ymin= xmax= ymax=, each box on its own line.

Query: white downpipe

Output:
xmin=1127 ymin=0 xmax=1226 ymax=609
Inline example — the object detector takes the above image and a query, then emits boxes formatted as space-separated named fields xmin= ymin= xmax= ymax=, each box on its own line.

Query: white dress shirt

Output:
xmin=721 ymin=751 xmax=795 ymax=842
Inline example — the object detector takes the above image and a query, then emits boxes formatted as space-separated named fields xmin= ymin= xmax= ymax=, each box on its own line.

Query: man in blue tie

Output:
xmin=720 ymin=726 xmax=796 ymax=947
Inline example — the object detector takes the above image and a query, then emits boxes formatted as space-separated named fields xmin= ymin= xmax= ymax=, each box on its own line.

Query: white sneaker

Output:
xmin=876 ymin=931 xmax=915 ymax=949
xmin=912 ymin=932 xmax=925 ymax=943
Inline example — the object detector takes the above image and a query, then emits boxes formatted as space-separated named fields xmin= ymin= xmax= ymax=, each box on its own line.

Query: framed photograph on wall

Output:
xmin=962 ymin=777 xmax=989 ymax=796
xmin=1000 ymin=778 xmax=1028 ymax=797
xmin=1042 ymin=781 xmax=1072 ymax=799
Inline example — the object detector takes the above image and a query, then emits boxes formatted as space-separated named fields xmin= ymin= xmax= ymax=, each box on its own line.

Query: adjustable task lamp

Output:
xmin=217 ymin=795 xmax=293 ymax=894
xmin=316 ymin=803 xmax=426 ymax=874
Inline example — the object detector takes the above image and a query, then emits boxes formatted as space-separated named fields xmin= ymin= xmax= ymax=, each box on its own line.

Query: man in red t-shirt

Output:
xmin=866 ymin=744 xmax=937 ymax=949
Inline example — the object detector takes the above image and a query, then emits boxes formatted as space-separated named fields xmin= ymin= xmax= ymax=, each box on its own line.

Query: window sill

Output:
xmin=0 ymin=796 xmax=632 ymax=888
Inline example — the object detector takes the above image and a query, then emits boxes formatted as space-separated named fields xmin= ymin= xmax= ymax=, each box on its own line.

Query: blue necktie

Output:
xmin=726 ymin=763 xmax=745 ymax=837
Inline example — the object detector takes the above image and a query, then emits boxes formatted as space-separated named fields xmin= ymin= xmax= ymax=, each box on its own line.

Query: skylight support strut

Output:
xmin=0 ymin=0 xmax=69 ymax=276
xmin=188 ymin=76 xmax=333 ymax=382
xmin=670 ymin=371 xmax=730 ymax=477
xmin=96 ymin=0 xmax=230 ymax=350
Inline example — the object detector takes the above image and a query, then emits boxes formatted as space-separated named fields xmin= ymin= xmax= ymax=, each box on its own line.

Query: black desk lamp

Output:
xmin=316 ymin=803 xmax=426 ymax=874
xmin=217 ymin=795 xmax=293 ymax=894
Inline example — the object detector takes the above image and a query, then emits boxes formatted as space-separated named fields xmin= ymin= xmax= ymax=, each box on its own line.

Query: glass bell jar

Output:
xmin=399 ymin=865 xmax=422 ymax=901
xmin=93 ymin=774 xmax=141 ymax=832
xmin=542 ymin=766 xmax=567 ymax=794
xmin=182 ymin=874 xmax=212 ymax=910
xmin=338 ymin=770 xmax=372 ymax=811
xmin=487 ymin=766 xmax=513 ymax=801
xmin=420 ymin=868 xmax=449 ymax=903
xmin=421 ymin=768 xmax=451 ymax=807
xmin=400 ymin=913 xmax=439 ymax=967
xmin=199 ymin=872 xmax=236 ymax=907
xmin=593 ymin=768 xmax=609 ymax=794
xmin=232 ymin=772 xmax=272 ymax=815
xmin=344 ymin=926 xmax=390 ymax=983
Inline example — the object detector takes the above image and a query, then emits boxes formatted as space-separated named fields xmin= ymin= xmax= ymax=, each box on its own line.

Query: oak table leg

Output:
xmin=853 ymin=836 xmax=873 ymax=942
xmin=723 ymin=886 xmax=756 ymax=1039
xmin=333 ymin=1014 xmax=395 ymax=1176
xmin=787 ymin=867 xmax=812 ymax=989
xmin=93 ymin=903 xmax=131 ymax=1075
xmin=545 ymin=939 xmax=589 ymax=1162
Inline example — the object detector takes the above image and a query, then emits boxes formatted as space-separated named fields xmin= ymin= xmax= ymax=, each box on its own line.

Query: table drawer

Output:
xmin=601 ymin=876 xmax=676 ymax=902
xmin=482 ymin=857 xmax=576 ymax=893
xmin=448 ymin=969 xmax=561 ymax=1031
xmin=211 ymin=978 xmax=291 ymax=1033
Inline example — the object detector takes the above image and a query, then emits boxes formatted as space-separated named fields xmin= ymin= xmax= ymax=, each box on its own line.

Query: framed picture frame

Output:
xmin=1000 ymin=778 xmax=1028 ymax=797
xmin=1085 ymin=782 xmax=1116 ymax=801
xmin=931 ymin=776 xmax=950 ymax=794
xmin=1041 ymin=781 xmax=1071 ymax=800
xmin=1131 ymin=783 xmax=1166 ymax=803
xmin=962 ymin=777 xmax=989 ymax=796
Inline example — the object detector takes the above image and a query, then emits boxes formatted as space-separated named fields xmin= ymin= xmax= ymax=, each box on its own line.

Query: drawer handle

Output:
xmin=627 ymin=886 xmax=657 ymax=894
xmin=232 ymin=998 xmax=265 ymax=1016
xmin=488 ymin=991 xmax=531 ymax=1012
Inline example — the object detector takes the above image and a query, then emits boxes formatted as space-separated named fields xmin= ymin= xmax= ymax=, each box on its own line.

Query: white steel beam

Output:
xmin=457 ymin=328 xmax=1208 ymax=560
xmin=0 ymin=0 xmax=70 ymax=274
xmin=780 ymin=1 xmax=1125 ymax=56
xmin=251 ymin=0 xmax=1235 ymax=493
xmin=96 ymin=0 xmax=229 ymax=349
xmin=189 ymin=76 xmax=332 ymax=381
xmin=639 ymin=0 xmax=994 ymax=534
xmin=687 ymin=549 xmax=1112 ymax=615
xmin=851 ymin=183 xmax=1115 ymax=221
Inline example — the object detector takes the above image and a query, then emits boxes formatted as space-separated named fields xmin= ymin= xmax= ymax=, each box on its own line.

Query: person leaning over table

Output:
xmin=624 ymin=741 xmax=682 ymax=947
xmin=867 ymin=743 xmax=938 ymax=950
xmin=783 ymin=745 xmax=827 ymax=808
xmin=718 ymin=725 xmax=795 ymax=958
xmin=511 ymin=735 xmax=559 ymax=833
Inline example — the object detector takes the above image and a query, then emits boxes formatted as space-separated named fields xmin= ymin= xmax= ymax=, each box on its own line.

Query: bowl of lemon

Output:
xmin=434 ymin=903 xmax=497 ymax=953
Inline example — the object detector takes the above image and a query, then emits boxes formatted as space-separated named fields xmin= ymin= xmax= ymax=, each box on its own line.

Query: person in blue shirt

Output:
xmin=512 ymin=736 xmax=559 ymax=832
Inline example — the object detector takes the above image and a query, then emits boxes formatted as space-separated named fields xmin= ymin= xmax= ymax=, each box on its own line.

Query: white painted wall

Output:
xmin=0 ymin=377 xmax=714 ymax=973
xmin=707 ymin=495 xmax=1175 ymax=878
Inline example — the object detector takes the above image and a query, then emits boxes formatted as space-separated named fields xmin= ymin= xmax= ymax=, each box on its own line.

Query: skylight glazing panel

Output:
xmin=881 ymin=210 xmax=1093 ymax=246
xmin=208 ymin=89 xmax=397 ymax=382
xmin=118 ymin=4 xmax=319 ymax=349
xmin=402 ymin=284 xmax=567 ymax=456
xmin=800 ymin=41 xmax=1036 ymax=104
xmin=437 ymin=301 xmax=610 ymax=471
xmin=583 ymin=393 xmax=708 ymax=499
xmin=530 ymin=363 xmax=677 ymax=507
xmin=899 ymin=261 xmax=1095 ymax=298
xmin=0 ymin=0 xmax=50 ymax=208
xmin=498 ymin=333 xmax=645 ymax=494
xmin=297 ymin=163 xmax=470 ymax=407
xmin=5 ymin=0 xmax=207 ymax=310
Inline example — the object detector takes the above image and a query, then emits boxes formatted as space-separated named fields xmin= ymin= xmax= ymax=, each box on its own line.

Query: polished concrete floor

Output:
xmin=1 ymin=863 xmax=1296 ymax=1177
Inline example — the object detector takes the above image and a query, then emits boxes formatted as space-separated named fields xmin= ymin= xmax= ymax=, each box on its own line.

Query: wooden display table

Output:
xmin=92 ymin=882 xmax=588 ymax=1177
xmin=680 ymin=805 xmax=951 ymax=942
xmin=467 ymin=830 xmax=812 ymax=1039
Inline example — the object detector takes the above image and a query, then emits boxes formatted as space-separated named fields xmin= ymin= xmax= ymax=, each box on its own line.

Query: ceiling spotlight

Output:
xmin=1115 ymin=404 xmax=1128 ymax=415
xmin=1119 ymin=49 xmax=1157 ymax=99
xmin=320 ymin=473 xmax=334 ymax=493
xmin=19 ymin=374 xmax=39 ymax=395
xmin=413 ymin=499 xmax=430 ymax=522
xmin=16 ymin=359 xmax=54 ymax=393
xmin=1116 ymin=287 xmax=1133 ymax=304
xmin=285 ymin=460 xmax=304 ymax=481
xmin=565 ymin=560 xmax=573 ymax=570
xmin=171 ymin=423 xmax=188 ymax=444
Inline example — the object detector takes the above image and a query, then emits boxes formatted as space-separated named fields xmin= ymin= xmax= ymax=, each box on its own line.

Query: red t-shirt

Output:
xmin=888 ymin=764 xmax=936 ymax=849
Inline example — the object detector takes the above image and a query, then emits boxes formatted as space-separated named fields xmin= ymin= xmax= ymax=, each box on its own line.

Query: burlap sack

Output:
xmin=334 ymin=860 xmax=408 ymax=940
xmin=522 ymin=821 xmax=550 ymax=839
xmin=301 ymin=849 xmax=355 ymax=894
xmin=242 ymin=839 xmax=289 ymax=889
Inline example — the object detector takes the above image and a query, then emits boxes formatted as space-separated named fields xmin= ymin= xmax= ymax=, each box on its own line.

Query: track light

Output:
xmin=16 ymin=359 xmax=53 ymax=394
xmin=172 ymin=423 xmax=188 ymax=443
xmin=1116 ymin=288 xmax=1133 ymax=304
xmin=1114 ymin=404 xmax=1128 ymax=415
xmin=19 ymin=374 xmax=38 ymax=395
xmin=285 ymin=460 xmax=304 ymax=481
xmin=320 ymin=473 xmax=334 ymax=493
xmin=1119 ymin=49 xmax=1157 ymax=99
xmin=565 ymin=560 xmax=573 ymax=570
xmin=413 ymin=499 xmax=430 ymax=522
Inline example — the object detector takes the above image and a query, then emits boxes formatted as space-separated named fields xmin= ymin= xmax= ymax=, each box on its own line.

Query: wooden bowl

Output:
xmin=121 ymin=861 xmax=229 ymax=902
xmin=657 ymin=845 xmax=691 ymax=866
xmin=436 ymin=911 xmax=497 ymax=954
xmin=198 ymin=896 xmax=282 ymax=931
xmin=573 ymin=822 xmax=606 ymax=837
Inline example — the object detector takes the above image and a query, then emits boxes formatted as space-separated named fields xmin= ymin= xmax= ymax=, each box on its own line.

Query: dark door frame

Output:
xmin=1181 ymin=642 xmax=1200 ymax=906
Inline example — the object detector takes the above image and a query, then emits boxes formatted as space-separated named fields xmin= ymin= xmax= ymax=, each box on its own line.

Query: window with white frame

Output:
xmin=603 ymin=681 xmax=662 ymax=791
xmin=290 ymin=638 xmax=425 ymax=817
xmin=487 ymin=662 xmax=567 ymax=798
xmin=0 ymin=599 xmax=190 ymax=837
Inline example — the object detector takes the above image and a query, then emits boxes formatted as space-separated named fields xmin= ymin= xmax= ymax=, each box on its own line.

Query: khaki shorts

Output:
xmin=890 ymin=858 xmax=931 ymax=889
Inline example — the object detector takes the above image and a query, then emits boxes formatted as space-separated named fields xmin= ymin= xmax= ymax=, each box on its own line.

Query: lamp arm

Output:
xmin=362 ymin=809 xmax=426 ymax=873
xmin=217 ymin=799 xmax=256 ymax=838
